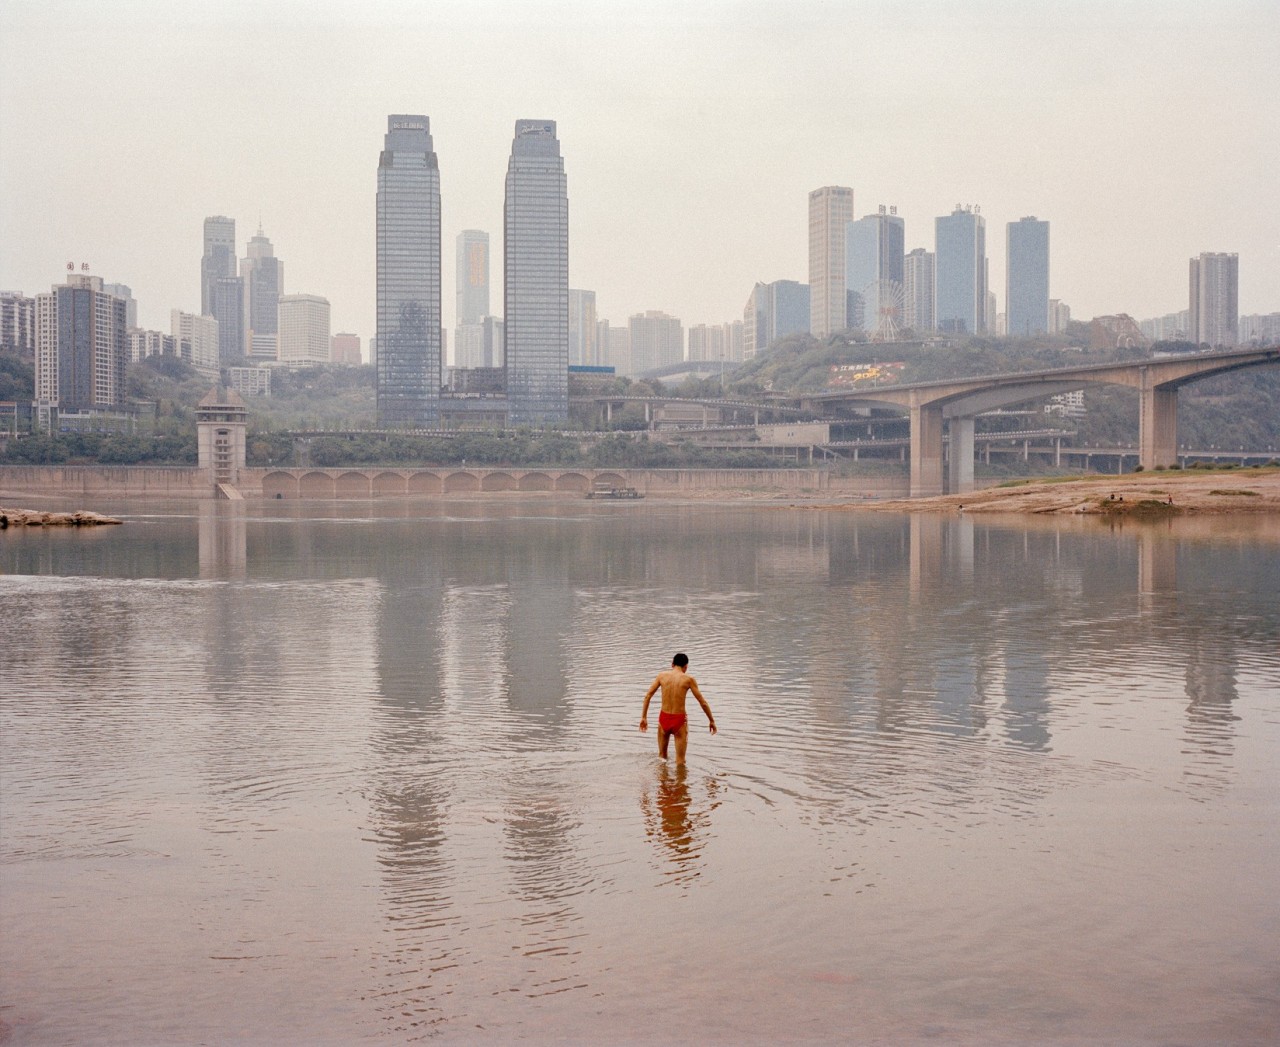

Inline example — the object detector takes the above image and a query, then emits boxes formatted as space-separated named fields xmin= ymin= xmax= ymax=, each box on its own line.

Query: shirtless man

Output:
xmin=639 ymin=653 xmax=716 ymax=765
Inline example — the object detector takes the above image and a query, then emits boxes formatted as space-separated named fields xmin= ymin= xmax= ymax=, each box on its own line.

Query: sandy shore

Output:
xmin=855 ymin=468 xmax=1280 ymax=516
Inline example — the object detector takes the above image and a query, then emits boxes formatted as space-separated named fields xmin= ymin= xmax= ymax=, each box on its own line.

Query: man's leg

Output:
xmin=674 ymin=724 xmax=689 ymax=766
xmin=658 ymin=725 xmax=670 ymax=759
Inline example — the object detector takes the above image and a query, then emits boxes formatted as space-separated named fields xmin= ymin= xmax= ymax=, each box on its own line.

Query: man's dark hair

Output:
xmin=672 ymin=652 xmax=689 ymax=668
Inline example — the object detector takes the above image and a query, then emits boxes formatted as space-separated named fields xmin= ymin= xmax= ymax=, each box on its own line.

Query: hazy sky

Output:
xmin=2 ymin=0 xmax=1277 ymax=348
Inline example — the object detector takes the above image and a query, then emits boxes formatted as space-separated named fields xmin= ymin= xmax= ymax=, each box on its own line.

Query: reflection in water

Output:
xmin=640 ymin=763 xmax=722 ymax=886
xmin=2 ymin=502 xmax=1278 ymax=1044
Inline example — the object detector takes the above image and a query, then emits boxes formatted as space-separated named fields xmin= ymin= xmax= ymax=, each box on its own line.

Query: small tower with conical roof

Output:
xmin=197 ymin=385 xmax=248 ymax=492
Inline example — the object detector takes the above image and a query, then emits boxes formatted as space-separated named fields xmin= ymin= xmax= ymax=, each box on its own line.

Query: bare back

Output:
xmin=654 ymin=667 xmax=697 ymax=714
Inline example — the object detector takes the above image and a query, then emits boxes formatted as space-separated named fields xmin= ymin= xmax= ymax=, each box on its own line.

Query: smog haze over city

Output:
xmin=2 ymin=0 xmax=1277 ymax=342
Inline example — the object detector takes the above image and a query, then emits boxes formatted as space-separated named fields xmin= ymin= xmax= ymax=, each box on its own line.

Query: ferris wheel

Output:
xmin=863 ymin=279 xmax=905 ymax=342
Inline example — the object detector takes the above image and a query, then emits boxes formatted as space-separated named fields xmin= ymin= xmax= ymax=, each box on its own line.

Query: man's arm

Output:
xmin=688 ymin=678 xmax=716 ymax=735
xmin=639 ymin=677 xmax=661 ymax=731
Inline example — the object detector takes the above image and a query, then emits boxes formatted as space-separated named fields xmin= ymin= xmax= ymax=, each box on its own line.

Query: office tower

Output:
xmin=569 ymin=289 xmax=598 ymax=366
xmin=377 ymin=114 xmax=442 ymax=426
xmin=808 ymin=186 xmax=854 ymax=338
xmin=604 ymin=323 xmax=631 ymax=374
xmin=35 ymin=275 xmax=127 ymax=412
xmin=101 ymin=283 xmax=138 ymax=329
xmin=935 ymin=206 xmax=987 ymax=335
xmin=456 ymin=230 xmax=489 ymax=325
xmin=504 ymin=119 xmax=569 ymax=423
xmin=845 ymin=210 xmax=905 ymax=332
xmin=628 ymin=310 xmax=683 ymax=373
xmin=213 ymin=275 xmax=246 ymax=361
xmin=0 ymin=292 xmax=36 ymax=358
xmin=1006 ymin=217 xmax=1050 ymax=337
xmin=743 ymin=280 xmax=811 ymax=359
xmin=1188 ymin=252 xmax=1239 ymax=348
xmin=172 ymin=310 xmax=220 ymax=371
xmin=201 ymin=216 xmax=236 ymax=315
xmin=903 ymin=248 xmax=935 ymax=333
xmin=241 ymin=226 xmax=283 ymax=360
xmin=278 ymin=294 xmax=331 ymax=365
xmin=331 ymin=332 xmax=362 ymax=365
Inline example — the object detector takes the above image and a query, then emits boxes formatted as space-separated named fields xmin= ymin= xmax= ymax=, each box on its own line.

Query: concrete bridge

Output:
xmin=797 ymin=348 xmax=1280 ymax=496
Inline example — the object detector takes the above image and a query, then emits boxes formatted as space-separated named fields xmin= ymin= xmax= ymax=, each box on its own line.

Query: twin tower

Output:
xmin=376 ymin=116 xmax=569 ymax=428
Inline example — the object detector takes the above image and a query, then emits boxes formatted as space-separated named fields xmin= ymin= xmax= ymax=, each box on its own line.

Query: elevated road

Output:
xmin=796 ymin=348 xmax=1279 ymax=495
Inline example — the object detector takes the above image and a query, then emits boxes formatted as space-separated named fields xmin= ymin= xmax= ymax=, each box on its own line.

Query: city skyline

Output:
xmin=2 ymin=2 xmax=1277 ymax=346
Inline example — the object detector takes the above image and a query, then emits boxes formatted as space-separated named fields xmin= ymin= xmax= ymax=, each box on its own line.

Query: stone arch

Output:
xmin=261 ymin=471 xmax=298 ymax=499
xmin=299 ymin=471 xmax=335 ymax=498
xmin=372 ymin=471 xmax=407 ymax=497
xmin=519 ymin=471 xmax=553 ymax=492
xmin=482 ymin=471 xmax=517 ymax=492
xmin=443 ymin=471 xmax=480 ymax=493
xmin=407 ymin=471 xmax=442 ymax=495
xmin=335 ymin=471 xmax=371 ymax=498
xmin=555 ymin=471 xmax=591 ymax=494
xmin=593 ymin=471 xmax=628 ymax=488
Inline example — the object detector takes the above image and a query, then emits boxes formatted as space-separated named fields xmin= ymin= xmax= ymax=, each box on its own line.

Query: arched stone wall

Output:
xmin=407 ymin=472 xmax=442 ymax=495
xmin=299 ymin=471 xmax=336 ymax=498
xmin=373 ymin=471 xmax=407 ymax=496
xmin=593 ymin=471 xmax=627 ymax=488
xmin=556 ymin=472 xmax=591 ymax=493
xmin=261 ymin=471 xmax=298 ymax=499
xmin=482 ymin=472 xmax=516 ymax=492
xmin=336 ymin=472 xmax=371 ymax=498
xmin=519 ymin=471 xmax=553 ymax=492
xmin=443 ymin=471 xmax=479 ymax=493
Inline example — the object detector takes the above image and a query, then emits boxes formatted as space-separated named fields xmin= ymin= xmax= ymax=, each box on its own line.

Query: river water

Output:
xmin=1 ymin=499 xmax=1277 ymax=1045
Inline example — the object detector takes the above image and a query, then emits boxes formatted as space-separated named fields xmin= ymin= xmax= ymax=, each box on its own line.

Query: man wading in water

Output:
xmin=639 ymin=653 xmax=716 ymax=766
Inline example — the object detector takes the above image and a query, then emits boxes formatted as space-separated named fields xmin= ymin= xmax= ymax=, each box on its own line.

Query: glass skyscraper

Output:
xmin=377 ymin=114 xmax=441 ymax=426
xmin=935 ymin=207 xmax=987 ymax=335
xmin=845 ymin=211 xmax=905 ymax=332
xmin=1006 ymin=217 xmax=1050 ymax=337
xmin=504 ymin=119 xmax=568 ymax=424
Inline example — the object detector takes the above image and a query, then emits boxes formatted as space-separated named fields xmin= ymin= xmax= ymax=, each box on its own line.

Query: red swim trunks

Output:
xmin=658 ymin=711 xmax=687 ymax=733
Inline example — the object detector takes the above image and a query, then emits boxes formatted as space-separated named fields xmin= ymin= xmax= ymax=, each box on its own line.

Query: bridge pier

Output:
xmin=947 ymin=416 xmax=975 ymax=495
xmin=1139 ymin=374 xmax=1178 ymax=470
xmin=910 ymin=399 xmax=945 ymax=498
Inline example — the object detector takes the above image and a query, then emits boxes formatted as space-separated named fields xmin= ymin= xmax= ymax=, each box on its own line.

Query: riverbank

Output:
xmin=859 ymin=468 xmax=1280 ymax=515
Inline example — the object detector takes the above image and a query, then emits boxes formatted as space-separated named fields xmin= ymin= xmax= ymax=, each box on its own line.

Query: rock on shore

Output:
xmin=0 ymin=507 xmax=123 ymax=528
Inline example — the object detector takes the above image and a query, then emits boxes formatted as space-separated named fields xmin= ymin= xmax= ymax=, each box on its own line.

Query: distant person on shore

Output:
xmin=639 ymin=653 xmax=716 ymax=765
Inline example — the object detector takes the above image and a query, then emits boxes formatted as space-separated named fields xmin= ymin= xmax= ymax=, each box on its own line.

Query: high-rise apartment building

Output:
xmin=504 ymin=119 xmax=569 ymax=423
xmin=628 ymin=310 xmax=683 ymax=373
xmin=569 ymin=289 xmax=598 ymax=366
xmin=278 ymin=294 xmax=331 ymax=365
xmin=1049 ymin=299 xmax=1073 ymax=336
xmin=241 ymin=226 xmax=283 ymax=361
xmin=903 ymin=249 xmax=935 ymax=333
xmin=743 ymin=280 xmax=811 ymax=359
xmin=201 ymin=216 xmax=236 ymax=315
xmin=129 ymin=328 xmax=177 ymax=363
xmin=171 ymin=310 xmax=220 ymax=372
xmin=1006 ymin=217 xmax=1050 ymax=337
xmin=35 ymin=275 xmax=128 ymax=412
xmin=808 ymin=186 xmax=854 ymax=339
xmin=377 ymin=114 xmax=442 ymax=426
xmin=935 ymin=206 xmax=987 ymax=335
xmin=455 ymin=317 xmax=505 ymax=369
xmin=845 ymin=210 xmax=905 ymax=333
xmin=0 ymin=292 xmax=36 ymax=358
xmin=604 ymin=323 xmax=631 ymax=374
xmin=1189 ymin=252 xmax=1239 ymax=348
xmin=456 ymin=230 xmax=489 ymax=326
